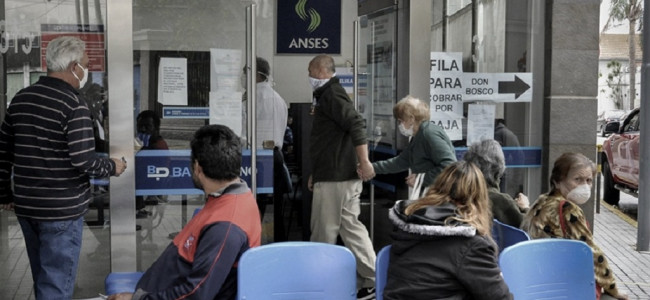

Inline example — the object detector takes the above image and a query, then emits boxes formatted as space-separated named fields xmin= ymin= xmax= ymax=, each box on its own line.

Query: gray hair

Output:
xmin=46 ymin=36 xmax=86 ymax=72
xmin=463 ymin=139 xmax=506 ymax=188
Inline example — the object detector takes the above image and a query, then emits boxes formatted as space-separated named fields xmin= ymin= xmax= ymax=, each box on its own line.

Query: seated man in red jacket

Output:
xmin=109 ymin=124 xmax=261 ymax=300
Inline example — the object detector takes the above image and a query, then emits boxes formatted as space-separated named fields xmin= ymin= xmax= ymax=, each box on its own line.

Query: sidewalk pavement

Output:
xmin=594 ymin=202 xmax=650 ymax=299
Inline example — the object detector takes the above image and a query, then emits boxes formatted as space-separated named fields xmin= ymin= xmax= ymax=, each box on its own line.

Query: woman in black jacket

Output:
xmin=384 ymin=161 xmax=513 ymax=300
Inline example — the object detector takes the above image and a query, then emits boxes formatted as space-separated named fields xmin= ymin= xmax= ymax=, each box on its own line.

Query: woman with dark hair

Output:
xmin=136 ymin=110 xmax=168 ymax=150
xmin=384 ymin=161 xmax=512 ymax=300
xmin=463 ymin=139 xmax=528 ymax=227
xmin=135 ymin=110 xmax=168 ymax=215
xmin=521 ymin=152 xmax=627 ymax=300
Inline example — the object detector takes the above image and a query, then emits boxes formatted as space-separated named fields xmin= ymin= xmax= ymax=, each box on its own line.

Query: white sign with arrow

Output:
xmin=462 ymin=73 xmax=532 ymax=102
xmin=430 ymin=52 xmax=533 ymax=103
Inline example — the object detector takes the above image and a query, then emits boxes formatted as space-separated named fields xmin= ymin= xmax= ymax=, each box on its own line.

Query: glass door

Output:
xmin=130 ymin=0 xmax=277 ymax=270
xmin=356 ymin=6 xmax=399 ymax=248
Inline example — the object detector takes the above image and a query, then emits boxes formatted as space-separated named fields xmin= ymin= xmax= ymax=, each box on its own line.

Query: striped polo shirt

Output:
xmin=0 ymin=76 xmax=116 ymax=220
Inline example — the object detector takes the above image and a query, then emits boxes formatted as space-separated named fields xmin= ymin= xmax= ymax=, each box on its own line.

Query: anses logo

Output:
xmin=295 ymin=0 xmax=321 ymax=33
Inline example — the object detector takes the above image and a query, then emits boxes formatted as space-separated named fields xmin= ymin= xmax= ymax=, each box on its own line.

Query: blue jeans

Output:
xmin=18 ymin=216 xmax=84 ymax=300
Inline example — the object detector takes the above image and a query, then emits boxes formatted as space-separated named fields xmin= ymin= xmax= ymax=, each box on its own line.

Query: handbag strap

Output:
xmin=558 ymin=199 xmax=591 ymax=238
xmin=409 ymin=173 xmax=425 ymax=200
xmin=558 ymin=200 xmax=568 ymax=237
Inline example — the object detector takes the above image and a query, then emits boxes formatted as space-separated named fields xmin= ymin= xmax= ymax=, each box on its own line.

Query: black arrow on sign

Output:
xmin=498 ymin=75 xmax=530 ymax=99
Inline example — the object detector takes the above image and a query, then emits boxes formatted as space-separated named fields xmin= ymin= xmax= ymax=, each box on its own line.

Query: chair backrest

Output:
xmin=492 ymin=218 xmax=531 ymax=253
xmin=237 ymin=241 xmax=357 ymax=300
xmin=499 ymin=239 xmax=596 ymax=300
xmin=375 ymin=245 xmax=391 ymax=300
xmin=104 ymin=271 xmax=144 ymax=295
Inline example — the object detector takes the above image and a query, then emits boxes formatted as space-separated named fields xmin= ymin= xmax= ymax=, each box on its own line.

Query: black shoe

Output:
xmin=357 ymin=287 xmax=375 ymax=300
xmin=144 ymin=197 xmax=160 ymax=206
xmin=136 ymin=210 xmax=150 ymax=219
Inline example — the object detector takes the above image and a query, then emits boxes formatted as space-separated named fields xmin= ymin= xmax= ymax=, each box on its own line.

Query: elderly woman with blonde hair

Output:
xmin=369 ymin=95 xmax=456 ymax=193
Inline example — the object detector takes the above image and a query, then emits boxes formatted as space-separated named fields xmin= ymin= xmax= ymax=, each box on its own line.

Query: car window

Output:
xmin=624 ymin=113 xmax=640 ymax=132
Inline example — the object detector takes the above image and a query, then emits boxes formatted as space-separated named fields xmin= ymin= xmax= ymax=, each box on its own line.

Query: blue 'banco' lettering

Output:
xmin=146 ymin=165 xmax=254 ymax=180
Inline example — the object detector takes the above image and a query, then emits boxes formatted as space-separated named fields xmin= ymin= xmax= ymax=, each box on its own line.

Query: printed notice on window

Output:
xmin=467 ymin=104 xmax=495 ymax=146
xmin=158 ymin=57 xmax=188 ymax=105
xmin=209 ymin=91 xmax=242 ymax=136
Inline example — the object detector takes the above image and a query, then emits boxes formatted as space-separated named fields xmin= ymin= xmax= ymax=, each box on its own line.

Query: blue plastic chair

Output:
xmin=237 ymin=241 xmax=357 ymax=300
xmin=105 ymin=209 xmax=202 ymax=295
xmin=499 ymin=239 xmax=596 ymax=300
xmin=375 ymin=245 xmax=391 ymax=300
xmin=104 ymin=272 xmax=144 ymax=295
xmin=492 ymin=218 xmax=531 ymax=253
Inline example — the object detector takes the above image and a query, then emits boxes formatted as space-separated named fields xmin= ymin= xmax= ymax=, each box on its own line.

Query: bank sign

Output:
xmin=277 ymin=0 xmax=341 ymax=54
xmin=134 ymin=149 xmax=273 ymax=196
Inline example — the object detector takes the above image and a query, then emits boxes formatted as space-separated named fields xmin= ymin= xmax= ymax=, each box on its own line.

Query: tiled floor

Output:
xmin=0 ymin=196 xmax=207 ymax=299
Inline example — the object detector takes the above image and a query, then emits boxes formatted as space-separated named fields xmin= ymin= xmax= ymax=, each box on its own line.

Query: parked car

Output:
xmin=601 ymin=107 xmax=640 ymax=205
xmin=597 ymin=109 xmax=626 ymax=136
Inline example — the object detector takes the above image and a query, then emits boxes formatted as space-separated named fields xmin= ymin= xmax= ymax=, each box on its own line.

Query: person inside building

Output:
xmin=0 ymin=36 xmax=126 ymax=300
xmin=463 ymin=139 xmax=529 ymax=227
xmin=494 ymin=118 xmax=523 ymax=196
xmin=521 ymin=152 xmax=627 ymax=300
xmin=136 ymin=110 xmax=169 ymax=151
xmin=108 ymin=124 xmax=261 ymax=300
xmin=369 ymin=95 xmax=456 ymax=196
xmin=307 ymin=54 xmax=377 ymax=300
xmin=135 ymin=109 xmax=169 ymax=218
xmin=241 ymin=57 xmax=290 ymax=240
xmin=384 ymin=161 xmax=512 ymax=299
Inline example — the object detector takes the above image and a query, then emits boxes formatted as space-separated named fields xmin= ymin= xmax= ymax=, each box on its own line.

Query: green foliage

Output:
xmin=609 ymin=0 xmax=643 ymax=22
xmin=603 ymin=60 xmax=625 ymax=110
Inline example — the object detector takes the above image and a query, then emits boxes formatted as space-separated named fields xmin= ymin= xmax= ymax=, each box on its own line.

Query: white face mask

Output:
xmin=240 ymin=73 xmax=247 ymax=89
xmin=566 ymin=184 xmax=591 ymax=205
xmin=398 ymin=123 xmax=414 ymax=137
xmin=72 ymin=63 xmax=88 ymax=88
xmin=308 ymin=76 xmax=329 ymax=90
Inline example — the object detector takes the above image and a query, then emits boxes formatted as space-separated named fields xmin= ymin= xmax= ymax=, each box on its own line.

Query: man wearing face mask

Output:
xmin=0 ymin=36 xmax=126 ymax=299
xmin=240 ymin=57 xmax=288 ymax=150
xmin=306 ymin=54 xmax=377 ymax=300
xmin=521 ymin=153 xmax=627 ymax=300
xmin=369 ymin=95 xmax=456 ymax=196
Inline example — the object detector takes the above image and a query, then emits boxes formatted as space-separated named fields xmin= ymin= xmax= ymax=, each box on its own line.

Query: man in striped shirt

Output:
xmin=0 ymin=36 xmax=127 ymax=299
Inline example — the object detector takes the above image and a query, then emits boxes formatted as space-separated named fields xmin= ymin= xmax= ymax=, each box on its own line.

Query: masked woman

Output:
xmin=384 ymin=161 xmax=512 ymax=299
xmin=370 ymin=95 xmax=456 ymax=194
xmin=521 ymin=152 xmax=627 ymax=300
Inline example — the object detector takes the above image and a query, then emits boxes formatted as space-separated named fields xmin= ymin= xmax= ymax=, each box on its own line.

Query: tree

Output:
xmin=603 ymin=0 xmax=643 ymax=110
xmin=601 ymin=60 xmax=626 ymax=109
